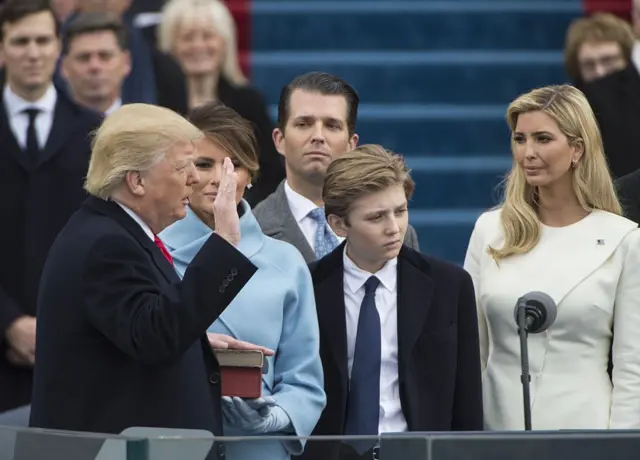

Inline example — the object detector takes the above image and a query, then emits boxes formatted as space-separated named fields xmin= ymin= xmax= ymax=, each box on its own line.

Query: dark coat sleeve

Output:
xmin=452 ymin=269 xmax=484 ymax=430
xmin=82 ymin=232 xmax=257 ymax=365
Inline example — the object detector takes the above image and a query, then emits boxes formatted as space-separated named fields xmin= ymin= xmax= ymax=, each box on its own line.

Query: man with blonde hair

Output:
xmin=29 ymin=104 xmax=268 ymax=448
xmin=303 ymin=145 xmax=483 ymax=460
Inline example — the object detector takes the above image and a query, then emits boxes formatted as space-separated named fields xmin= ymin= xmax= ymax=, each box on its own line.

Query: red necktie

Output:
xmin=154 ymin=235 xmax=173 ymax=266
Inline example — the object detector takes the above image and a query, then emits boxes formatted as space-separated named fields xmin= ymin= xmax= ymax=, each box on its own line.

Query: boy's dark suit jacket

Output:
xmin=29 ymin=196 xmax=257 ymax=444
xmin=301 ymin=243 xmax=483 ymax=459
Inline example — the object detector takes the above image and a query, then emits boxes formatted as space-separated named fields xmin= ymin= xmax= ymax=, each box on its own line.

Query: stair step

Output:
xmin=251 ymin=2 xmax=579 ymax=51
xmin=269 ymin=104 xmax=512 ymax=155
xmin=408 ymin=210 xmax=484 ymax=264
xmin=409 ymin=167 xmax=506 ymax=209
xmin=253 ymin=51 xmax=566 ymax=105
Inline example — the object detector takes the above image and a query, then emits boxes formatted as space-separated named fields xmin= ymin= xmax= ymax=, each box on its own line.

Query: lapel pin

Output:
xmin=597 ymin=239 xmax=605 ymax=245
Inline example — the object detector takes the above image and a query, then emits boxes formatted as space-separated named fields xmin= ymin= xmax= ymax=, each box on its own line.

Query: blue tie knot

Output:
xmin=364 ymin=276 xmax=380 ymax=296
xmin=308 ymin=207 xmax=326 ymax=223
xmin=308 ymin=207 xmax=339 ymax=259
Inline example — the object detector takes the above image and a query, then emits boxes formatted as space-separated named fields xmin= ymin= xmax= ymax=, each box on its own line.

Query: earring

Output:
xmin=246 ymin=183 xmax=253 ymax=189
xmin=571 ymin=159 xmax=577 ymax=168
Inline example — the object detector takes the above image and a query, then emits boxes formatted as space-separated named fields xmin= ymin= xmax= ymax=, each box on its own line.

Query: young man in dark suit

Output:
xmin=29 ymin=104 xmax=271 ymax=460
xmin=0 ymin=0 xmax=103 ymax=418
xmin=302 ymin=145 xmax=483 ymax=460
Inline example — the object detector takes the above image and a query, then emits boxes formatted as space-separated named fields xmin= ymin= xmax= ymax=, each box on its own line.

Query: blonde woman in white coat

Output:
xmin=464 ymin=85 xmax=640 ymax=431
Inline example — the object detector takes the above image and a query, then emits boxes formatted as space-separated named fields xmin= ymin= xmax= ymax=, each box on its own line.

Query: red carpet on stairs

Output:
xmin=583 ymin=0 xmax=632 ymax=20
xmin=225 ymin=0 xmax=252 ymax=78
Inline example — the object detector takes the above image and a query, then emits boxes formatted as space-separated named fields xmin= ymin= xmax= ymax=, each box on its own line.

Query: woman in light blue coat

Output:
xmin=159 ymin=102 xmax=325 ymax=460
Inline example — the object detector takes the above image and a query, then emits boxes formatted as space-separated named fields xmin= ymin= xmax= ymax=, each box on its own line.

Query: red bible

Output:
xmin=214 ymin=349 xmax=265 ymax=399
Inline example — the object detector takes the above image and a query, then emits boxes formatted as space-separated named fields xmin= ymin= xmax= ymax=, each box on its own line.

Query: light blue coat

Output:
xmin=159 ymin=200 xmax=326 ymax=460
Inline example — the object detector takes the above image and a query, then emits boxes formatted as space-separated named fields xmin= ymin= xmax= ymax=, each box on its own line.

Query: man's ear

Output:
xmin=273 ymin=128 xmax=285 ymax=157
xmin=124 ymin=171 xmax=145 ymax=196
xmin=348 ymin=132 xmax=359 ymax=151
xmin=327 ymin=213 xmax=348 ymax=238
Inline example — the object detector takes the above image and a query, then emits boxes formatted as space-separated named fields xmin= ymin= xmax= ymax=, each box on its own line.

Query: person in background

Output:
xmin=563 ymin=13 xmax=635 ymax=87
xmin=303 ymin=144 xmax=483 ymax=460
xmin=50 ymin=0 xmax=75 ymax=22
xmin=0 ymin=0 xmax=102 ymax=421
xmin=29 ymin=104 xmax=271 ymax=457
xmin=253 ymin=72 xmax=420 ymax=263
xmin=158 ymin=0 xmax=284 ymax=207
xmin=464 ymin=85 xmax=640 ymax=430
xmin=159 ymin=101 xmax=325 ymax=460
xmin=61 ymin=13 xmax=131 ymax=115
xmin=56 ymin=0 xmax=188 ymax=114
xmin=615 ymin=166 xmax=640 ymax=224
xmin=582 ymin=4 xmax=640 ymax=178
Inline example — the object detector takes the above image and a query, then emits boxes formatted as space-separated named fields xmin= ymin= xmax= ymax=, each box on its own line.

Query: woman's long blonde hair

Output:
xmin=489 ymin=84 xmax=621 ymax=261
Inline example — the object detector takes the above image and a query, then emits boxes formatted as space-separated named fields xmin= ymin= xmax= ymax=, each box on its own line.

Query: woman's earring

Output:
xmin=246 ymin=183 xmax=253 ymax=189
xmin=571 ymin=159 xmax=577 ymax=168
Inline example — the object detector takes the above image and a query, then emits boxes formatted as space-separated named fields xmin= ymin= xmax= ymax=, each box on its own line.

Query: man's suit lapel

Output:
xmin=38 ymin=93 xmax=89 ymax=169
xmin=262 ymin=181 xmax=316 ymax=262
xmin=83 ymin=196 xmax=180 ymax=284
xmin=0 ymin=89 xmax=92 ymax=172
xmin=396 ymin=247 xmax=434 ymax=429
xmin=313 ymin=246 xmax=350 ymax=412
xmin=0 ymin=105 xmax=31 ymax=171
xmin=397 ymin=249 xmax=434 ymax=367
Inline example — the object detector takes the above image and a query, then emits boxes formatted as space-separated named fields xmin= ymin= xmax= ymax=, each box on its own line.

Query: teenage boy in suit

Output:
xmin=303 ymin=144 xmax=483 ymax=460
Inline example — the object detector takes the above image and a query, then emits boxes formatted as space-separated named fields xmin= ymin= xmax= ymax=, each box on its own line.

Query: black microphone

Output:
xmin=513 ymin=291 xmax=557 ymax=334
xmin=513 ymin=291 xmax=557 ymax=431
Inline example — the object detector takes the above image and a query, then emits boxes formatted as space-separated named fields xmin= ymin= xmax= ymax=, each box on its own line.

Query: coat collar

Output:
xmin=0 ymin=83 xmax=97 ymax=172
xmin=83 ymin=195 xmax=180 ymax=284
xmin=483 ymin=209 xmax=637 ymax=307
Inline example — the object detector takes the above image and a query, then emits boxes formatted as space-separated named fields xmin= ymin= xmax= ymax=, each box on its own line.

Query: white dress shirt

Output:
xmin=284 ymin=180 xmax=343 ymax=253
xmin=632 ymin=41 xmax=640 ymax=75
xmin=3 ymin=83 xmax=57 ymax=150
xmin=116 ymin=201 xmax=154 ymax=241
xmin=343 ymin=248 xmax=408 ymax=434
xmin=105 ymin=98 xmax=122 ymax=116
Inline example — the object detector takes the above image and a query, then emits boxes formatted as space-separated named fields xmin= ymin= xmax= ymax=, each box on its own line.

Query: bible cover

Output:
xmin=214 ymin=349 xmax=264 ymax=399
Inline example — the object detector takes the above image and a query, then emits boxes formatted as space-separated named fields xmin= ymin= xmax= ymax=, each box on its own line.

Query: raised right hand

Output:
xmin=212 ymin=157 xmax=241 ymax=246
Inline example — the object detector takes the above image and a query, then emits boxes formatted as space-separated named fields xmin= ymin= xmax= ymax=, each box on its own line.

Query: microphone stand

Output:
xmin=517 ymin=302 xmax=532 ymax=431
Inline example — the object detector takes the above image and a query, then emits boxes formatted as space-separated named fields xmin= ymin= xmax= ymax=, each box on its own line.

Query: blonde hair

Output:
xmin=564 ymin=13 xmax=635 ymax=82
xmin=323 ymin=144 xmax=415 ymax=222
xmin=85 ymin=103 xmax=203 ymax=199
xmin=158 ymin=0 xmax=247 ymax=85
xmin=490 ymin=84 xmax=621 ymax=260
xmin=188 ymin=101 xmax=259 ymax=181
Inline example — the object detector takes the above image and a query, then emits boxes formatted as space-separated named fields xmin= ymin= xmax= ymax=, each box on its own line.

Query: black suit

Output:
xmin=0 ymin=88 xmax=102 ymax=413
xmin=29 ymin=196 xmax=257 ymax=441
xmin=616 ymin=168 xmax=640 ymax=224
xmin=300 ymin=244 xmax=483 ymax=460
xmin=583 ymin=65 xmax=640 ymax=179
